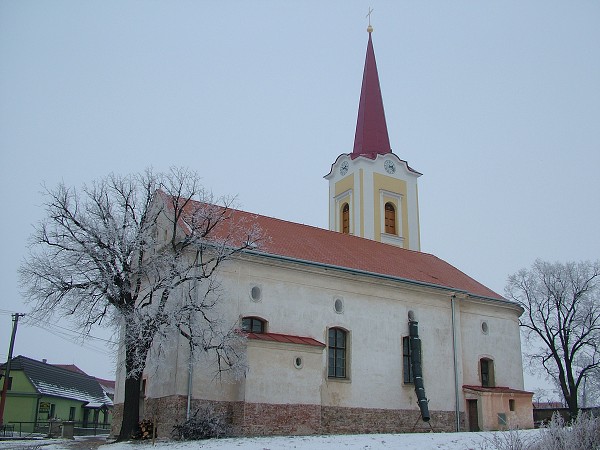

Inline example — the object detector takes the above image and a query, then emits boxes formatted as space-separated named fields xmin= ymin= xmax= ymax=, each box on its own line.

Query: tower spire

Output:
xmin=352 ymin=24 xmax=391 ymax=158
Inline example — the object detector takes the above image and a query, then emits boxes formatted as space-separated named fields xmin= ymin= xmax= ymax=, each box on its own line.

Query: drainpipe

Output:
xmin=186 ymin=343 xmax=193 ymax=420
xmin=451 ymin=294 xmax=460 ymax=431
xmin=186 ymin=275 xmax=199 ymax=420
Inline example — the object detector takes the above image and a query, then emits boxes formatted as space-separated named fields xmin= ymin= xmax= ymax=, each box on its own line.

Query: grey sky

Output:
xmin=1 ymin=1 xmax=599 ymax=393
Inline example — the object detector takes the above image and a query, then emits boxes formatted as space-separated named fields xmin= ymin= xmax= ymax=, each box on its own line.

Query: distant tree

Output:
xmin=19 ymin=168 xmax=261 ymax=440
xmin=506 ymin=260 xmax=600 ymax=418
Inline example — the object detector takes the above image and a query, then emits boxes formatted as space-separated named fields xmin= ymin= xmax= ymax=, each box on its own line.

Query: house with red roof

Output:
xmin=113 ymin=25 xmax=533 ymax=436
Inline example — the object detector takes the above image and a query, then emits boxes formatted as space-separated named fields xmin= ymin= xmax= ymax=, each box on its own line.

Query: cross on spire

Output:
xmin=366 ymin=7 xmax=374 ymax=33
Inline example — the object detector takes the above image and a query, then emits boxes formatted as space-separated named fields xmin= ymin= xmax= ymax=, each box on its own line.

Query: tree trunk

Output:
xmin=117 ymin=367 xmax=142 ymax=441
xmin=565 ymin=388 xmax=579 ymax=421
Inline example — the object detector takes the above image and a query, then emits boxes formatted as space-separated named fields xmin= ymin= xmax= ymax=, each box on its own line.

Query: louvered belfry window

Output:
xmin=384 ymin=202 xmax=396 ymax=234
xmin=342 ymin=203 xmax=350 ymax=234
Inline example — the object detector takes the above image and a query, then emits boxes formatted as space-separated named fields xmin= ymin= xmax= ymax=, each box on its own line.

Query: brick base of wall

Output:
xmin=321 ymin=405 xmax=463 ymax=434
xmin=112 ymin=396 xmax=464 ymax=437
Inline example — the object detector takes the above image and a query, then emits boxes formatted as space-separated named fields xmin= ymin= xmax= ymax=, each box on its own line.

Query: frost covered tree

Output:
xmin=19 ymin=168 xmax=261 ymax=440
xmin=506 ymin=259 xmax=600 ymax=418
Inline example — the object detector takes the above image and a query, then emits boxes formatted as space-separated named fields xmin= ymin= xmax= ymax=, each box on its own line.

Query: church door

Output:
xmin=467 ymin=399 xmax=479 ymax=431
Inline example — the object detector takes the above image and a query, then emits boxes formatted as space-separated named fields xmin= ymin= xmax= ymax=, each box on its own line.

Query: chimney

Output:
xmin=42 ymin=359 xmax=47 ymax=364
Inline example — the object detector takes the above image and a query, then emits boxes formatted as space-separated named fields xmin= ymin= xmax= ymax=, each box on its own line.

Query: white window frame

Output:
xmin=334 ymin=189 xmax=353 ymax=234
xmin=379 ymin=190 xmax=404 ymax=246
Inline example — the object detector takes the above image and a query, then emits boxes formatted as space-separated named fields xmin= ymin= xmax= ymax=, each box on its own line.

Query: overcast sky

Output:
xmin=1 ymin=1 xmax=599 ymax=394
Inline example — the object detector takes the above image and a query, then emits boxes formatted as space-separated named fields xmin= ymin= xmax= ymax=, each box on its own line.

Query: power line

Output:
xmin=29 ymin=322 xmax=114 ymax=356
xmin=30 ymin=320 xmax=115 ymax=344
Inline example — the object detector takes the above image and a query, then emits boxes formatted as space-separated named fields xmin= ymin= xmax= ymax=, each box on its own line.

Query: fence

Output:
xmin=5 ymin=420 xmax=111 ymax=437
xmin=533 ymin=407 xmax=600 ymax=427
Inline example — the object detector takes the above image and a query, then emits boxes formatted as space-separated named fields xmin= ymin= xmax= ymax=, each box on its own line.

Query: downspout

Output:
xmin=34 ymin=395 xmax=42 ymax=431
xmin=451 ymin=295 xmax=460 ymax=431
xmin=186 ymin=275 xmax=199 ymax=420
xmin=186 ymin=342 xmax=193 ymax=420
xmin=409 ymin=317 xmax=430 ymax=422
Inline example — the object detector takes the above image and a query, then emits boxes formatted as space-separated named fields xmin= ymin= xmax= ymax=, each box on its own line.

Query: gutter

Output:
xmin=451 ymin=295 xmax=460 ymax=431
xmin=240 ymin=249 xmax=520 ymax=310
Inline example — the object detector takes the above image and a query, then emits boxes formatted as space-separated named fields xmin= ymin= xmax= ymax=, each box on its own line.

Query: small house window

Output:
xmin=69 ymin=406 xmax=76 ymax=421
xmin=498 ymin=413 xmax=507 ymax=426
xmin=402 ymin=336 xmax=413 ymax=384
xmin=509 ymin=399 xmax=515 ymax=412
xmin=480 ymin=358 xmax=495 ymax=387
xmin=341 ymin=203 xmax=350 ymax=234
xmin=328 ymin=327 xmax=347 ymax=378
xmin=384 ymin=202 xmax=396 ymax=235
xmin=242 ymin=316 xmax=266 ymax=333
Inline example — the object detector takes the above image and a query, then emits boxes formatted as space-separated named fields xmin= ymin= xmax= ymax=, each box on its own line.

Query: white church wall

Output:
xmin=134 ymin=250 xmax=525 ymax=434
xmin=219 ymin=256 xmax=473 ymax=413
xmin=244 ymin=342 xmax=323 ymax=405
xmin=459 ymin=300 xmax=524 ymax=389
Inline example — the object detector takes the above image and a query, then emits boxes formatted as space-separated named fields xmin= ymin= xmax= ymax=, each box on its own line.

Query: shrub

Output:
xmin=476 ymin=428 xmax=533 ymax=450
xmin=476 ymin=411 xmax=600 ymax=450
xmin=532 ymin=412 xmax=600 ymax=450
xmin=171 ymin=405 xmax=228 ymax=440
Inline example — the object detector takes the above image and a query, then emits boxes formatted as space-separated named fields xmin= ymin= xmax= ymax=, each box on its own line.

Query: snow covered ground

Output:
xmin=0 ymin=429 xmax=542 ymax=450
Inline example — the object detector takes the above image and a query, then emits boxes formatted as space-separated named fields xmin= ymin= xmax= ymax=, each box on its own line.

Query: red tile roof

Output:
xmin=53 ymin=364 xmax=87 ymax=375
xmin=163 ymin=192 xmax=510 ymax=303
xmin=463 ymin=385 xmax=533 ymax=395
xmin=239 ymin=212 xmax=504 ymax=301
xmin=246 ymin=332 xmax=325 ymax=347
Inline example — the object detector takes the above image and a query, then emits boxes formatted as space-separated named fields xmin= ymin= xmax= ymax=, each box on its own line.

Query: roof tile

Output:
xmin=246 ymin=332 xmax=325 ymax=347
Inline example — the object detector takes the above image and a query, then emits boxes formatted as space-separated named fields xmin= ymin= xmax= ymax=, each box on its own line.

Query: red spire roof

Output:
xmin=352 ymin=31 xmax=391 ymax=159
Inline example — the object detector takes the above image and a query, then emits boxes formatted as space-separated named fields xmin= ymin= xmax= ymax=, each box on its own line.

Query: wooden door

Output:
xmin=467 ymin=399 xmax=480 ymax=432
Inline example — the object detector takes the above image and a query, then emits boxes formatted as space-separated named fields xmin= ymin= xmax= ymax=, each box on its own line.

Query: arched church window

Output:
xmin=480 ymin=358 xmax=495 ymax=387
xmin=241 ymin=316 xmax=266 ymax=334
xmin=328 ymin=327 xmax=348 ymax=378
xmin=341 ymin=203 xmax=350 ymax=234
xmin=384 ymin=202 xmax=396 ymax=235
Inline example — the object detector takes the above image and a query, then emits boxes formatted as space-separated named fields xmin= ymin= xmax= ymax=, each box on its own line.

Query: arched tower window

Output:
xmin=341 ymin=203 xmax=350 ymax=234
xmin=480 ymin=358 xmax=495 ymax=387
xmin=384 ymin=202 xmax=396 ymax=235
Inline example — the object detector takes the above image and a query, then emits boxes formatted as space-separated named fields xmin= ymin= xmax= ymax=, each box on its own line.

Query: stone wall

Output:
xmin=125 ymin=396 xmax=463 ymax=437
xmin=111 ymin=403 xmax=123 ymax=438
xmin=321 ymin=406 xmax=462 ymax=434
xmin=240 ymin=402 xmax=322 ymax=436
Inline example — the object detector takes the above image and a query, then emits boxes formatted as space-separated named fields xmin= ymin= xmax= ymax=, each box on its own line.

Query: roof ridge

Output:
xmin=12 ymin=355 xmax=99 ymax=380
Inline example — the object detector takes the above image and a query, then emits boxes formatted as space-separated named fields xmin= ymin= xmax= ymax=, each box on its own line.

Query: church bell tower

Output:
xmin=324 ymin=25 xmax=422 ymax=251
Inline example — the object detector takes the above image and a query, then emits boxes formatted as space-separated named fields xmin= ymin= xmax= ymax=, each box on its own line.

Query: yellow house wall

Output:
xmin=466 ymin=392 xmax=533 ymax=431
xmin=334 ymin=173 xmax=355 ymax=234
xmin=0 ymin=370 xmax=39 ymax=426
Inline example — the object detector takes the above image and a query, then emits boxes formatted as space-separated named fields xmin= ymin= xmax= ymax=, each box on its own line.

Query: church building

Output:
xmin=114 ymin=26 xmax=533 ymax=436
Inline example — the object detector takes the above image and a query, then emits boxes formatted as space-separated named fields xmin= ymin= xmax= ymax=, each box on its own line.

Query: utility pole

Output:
xmin=0 ymin=313 xmax=25 ymax=426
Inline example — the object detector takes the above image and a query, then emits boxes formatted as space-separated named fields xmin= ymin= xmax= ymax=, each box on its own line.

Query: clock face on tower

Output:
xmin=340 ymin=161 xmax=349 ymax=176
xmin=384 ymin=159 xmax=396 ymax=174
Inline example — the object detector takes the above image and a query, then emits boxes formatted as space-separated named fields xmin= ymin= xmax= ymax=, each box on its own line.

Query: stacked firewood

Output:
xmin=135 ymin=418 xmax=156 ymax=440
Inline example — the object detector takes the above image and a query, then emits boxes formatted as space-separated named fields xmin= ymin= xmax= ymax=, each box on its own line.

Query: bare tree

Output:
xmin=19 ymin=168 xmax=261 ymax=440
xmin=506 ymin=259 xmax=600 ymax=418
